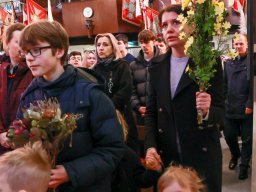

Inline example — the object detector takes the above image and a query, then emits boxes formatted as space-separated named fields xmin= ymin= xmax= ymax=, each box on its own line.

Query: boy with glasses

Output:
xmin=17 ymin=20 xmax=124 ymax=192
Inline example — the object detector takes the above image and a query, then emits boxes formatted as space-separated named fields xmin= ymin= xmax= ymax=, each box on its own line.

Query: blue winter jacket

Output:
xmin=17 ymin=65 xmax=124 ymax=192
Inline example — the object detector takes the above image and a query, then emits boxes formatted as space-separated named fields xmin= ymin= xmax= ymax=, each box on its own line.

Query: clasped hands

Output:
xmin=145 ymin=148 xmax=162 ymax=171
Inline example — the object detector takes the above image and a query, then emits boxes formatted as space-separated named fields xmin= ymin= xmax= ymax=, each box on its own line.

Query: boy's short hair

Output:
xmin=158 ymin=164 xmax=205 ymax=192
xmin=0 ymin=142 xmax=51 ymax=192
xmin=19 ymin=20 xmax=69 ymax=65
xmin=5 ymin=23 xmax=26 ymax=44
xmin=115 ymin=34 xmax=129 ymax=44
xmin=68 ymin=51 xmax=82 ymax=60
xmin=138 ymin=29 xmax=155 ymax=43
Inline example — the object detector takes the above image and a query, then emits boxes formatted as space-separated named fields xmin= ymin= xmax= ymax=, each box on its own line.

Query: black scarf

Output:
xmin=98 ymin=55 xmax=115 ymax=67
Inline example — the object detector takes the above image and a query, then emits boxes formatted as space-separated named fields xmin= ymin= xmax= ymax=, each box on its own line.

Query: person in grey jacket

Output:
xmin=223 ymin=33 xmax=252 ymax=180
xmin=16 ymin=20 xmax=124 ymax=192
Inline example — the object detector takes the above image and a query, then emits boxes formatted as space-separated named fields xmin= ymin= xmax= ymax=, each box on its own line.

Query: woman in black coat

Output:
xmin=94 ymin=33 xmax=139 ymax=154
xmin=144 ymin=5 xmax=224 ymax=192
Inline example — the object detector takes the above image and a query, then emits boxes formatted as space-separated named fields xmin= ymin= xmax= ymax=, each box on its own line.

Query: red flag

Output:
xmin=26 ymin=0 xmax=47 ymax=24
xmin=144 ymin=7 xmax=161 ymax=36
xmin=0 ymin=8 xmax=7 ymax=38
xmin=122 ymin=0 xmax=142 ymax=27
xmin=232 ymin=0 xmax=245 ymax=12
xmin=0 ymin=7 xmax=8 ymax=24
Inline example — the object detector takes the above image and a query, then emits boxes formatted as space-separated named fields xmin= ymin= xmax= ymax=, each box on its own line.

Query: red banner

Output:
xmin=0 ymin=8 xmax=8 ymax=24
xmin=24 ymin=0 xmax=46 ymax=24
xmin=122 ymin=0 xmax=142 ymax=27
xmin=144 ymin=7 xmax=161 ymax=36
xmin=232 ymin=0 xmax=245 ymax=12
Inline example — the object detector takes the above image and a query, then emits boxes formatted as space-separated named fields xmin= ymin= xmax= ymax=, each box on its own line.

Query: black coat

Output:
xmin=130 ymin=47 xmax=160 ymax=112
xmin=17 ymin=65 xmax=124 ymax=192
xmin=145 ymin=51 xmax=224 ymax=192
xmin=94 ymin=59 xmax=139 ymax=152
xmin=224 ymin=55 xmax=252 ymax=119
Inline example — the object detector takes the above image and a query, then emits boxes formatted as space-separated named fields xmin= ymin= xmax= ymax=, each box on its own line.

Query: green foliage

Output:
xmin=180 ymin=0 xmax=230 ymax=90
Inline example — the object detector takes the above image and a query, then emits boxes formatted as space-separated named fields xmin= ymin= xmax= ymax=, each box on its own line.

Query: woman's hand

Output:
xmin=245 ymin=107 xmax=253 ymax=115
xmin=48 ymin=165 xmax=70 ymax=188
xmin=145 ymin=148 xmax=162 ymax=171
xmin=196 ymin=91 xmax=211 ymax=117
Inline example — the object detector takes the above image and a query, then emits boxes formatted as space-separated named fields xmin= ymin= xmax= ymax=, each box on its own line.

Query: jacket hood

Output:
xmin=22 ymin=64 xmax=77 ymax=99
xmin=135 ymin=46 xmax=160 ymax=65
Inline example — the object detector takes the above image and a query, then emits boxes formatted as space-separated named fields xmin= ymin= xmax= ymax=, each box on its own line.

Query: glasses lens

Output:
xmin=30 ymin=48 xmax=41 ymax=57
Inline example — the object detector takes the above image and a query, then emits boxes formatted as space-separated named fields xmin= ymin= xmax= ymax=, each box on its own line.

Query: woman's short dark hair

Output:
xmin=158 ymin=4 xmax=189 ymax=25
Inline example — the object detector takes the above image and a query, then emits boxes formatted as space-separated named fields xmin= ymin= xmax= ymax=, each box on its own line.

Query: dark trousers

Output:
xmin=224 ymin=115 xmax=252 ymax=166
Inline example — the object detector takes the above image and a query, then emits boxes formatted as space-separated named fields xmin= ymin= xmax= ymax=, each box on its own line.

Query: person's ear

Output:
xmin=56 ymin=48 xmax=64 ymax=59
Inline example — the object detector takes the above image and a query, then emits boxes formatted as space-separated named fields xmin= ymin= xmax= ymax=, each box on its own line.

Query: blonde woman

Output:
xmin=94 ymin=33 xmax=139 ymax=153
xmin=82 ymin=50 xmax=97 ymax=69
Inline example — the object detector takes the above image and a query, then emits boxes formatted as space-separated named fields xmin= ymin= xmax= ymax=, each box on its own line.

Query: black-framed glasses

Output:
xmin=19 ymin=46 xmax=52 ymax=57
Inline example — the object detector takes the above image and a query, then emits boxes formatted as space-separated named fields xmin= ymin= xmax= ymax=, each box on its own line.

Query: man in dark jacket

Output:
xmin=223 ymin=33 xmax=252 ymax=180
xmin=16 ymin=20 xmax=124 ymax=192
xmin=115 ymin=34 xmax=136 ymax=63
xmin=144 ymin=5 xmax=224 ymax=192
xmin=130 ymin=29 xmax=159 ymax=125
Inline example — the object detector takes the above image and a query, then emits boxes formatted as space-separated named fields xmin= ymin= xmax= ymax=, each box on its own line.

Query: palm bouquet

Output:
xmin=7 ymin=98 xmax=82 ymax=165
xmin=178 ymin=0 xmax=237 ymax=125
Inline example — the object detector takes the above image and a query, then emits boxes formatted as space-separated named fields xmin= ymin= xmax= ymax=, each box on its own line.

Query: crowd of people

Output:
xmin=0 ymin=3 xmax=252 ymax=192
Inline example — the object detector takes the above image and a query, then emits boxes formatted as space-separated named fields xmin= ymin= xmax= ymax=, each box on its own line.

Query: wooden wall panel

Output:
xmin=62 ymin=0 xmax=140 ymax=38
xmin=62 ymin=0 xmax=119 ymax=37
